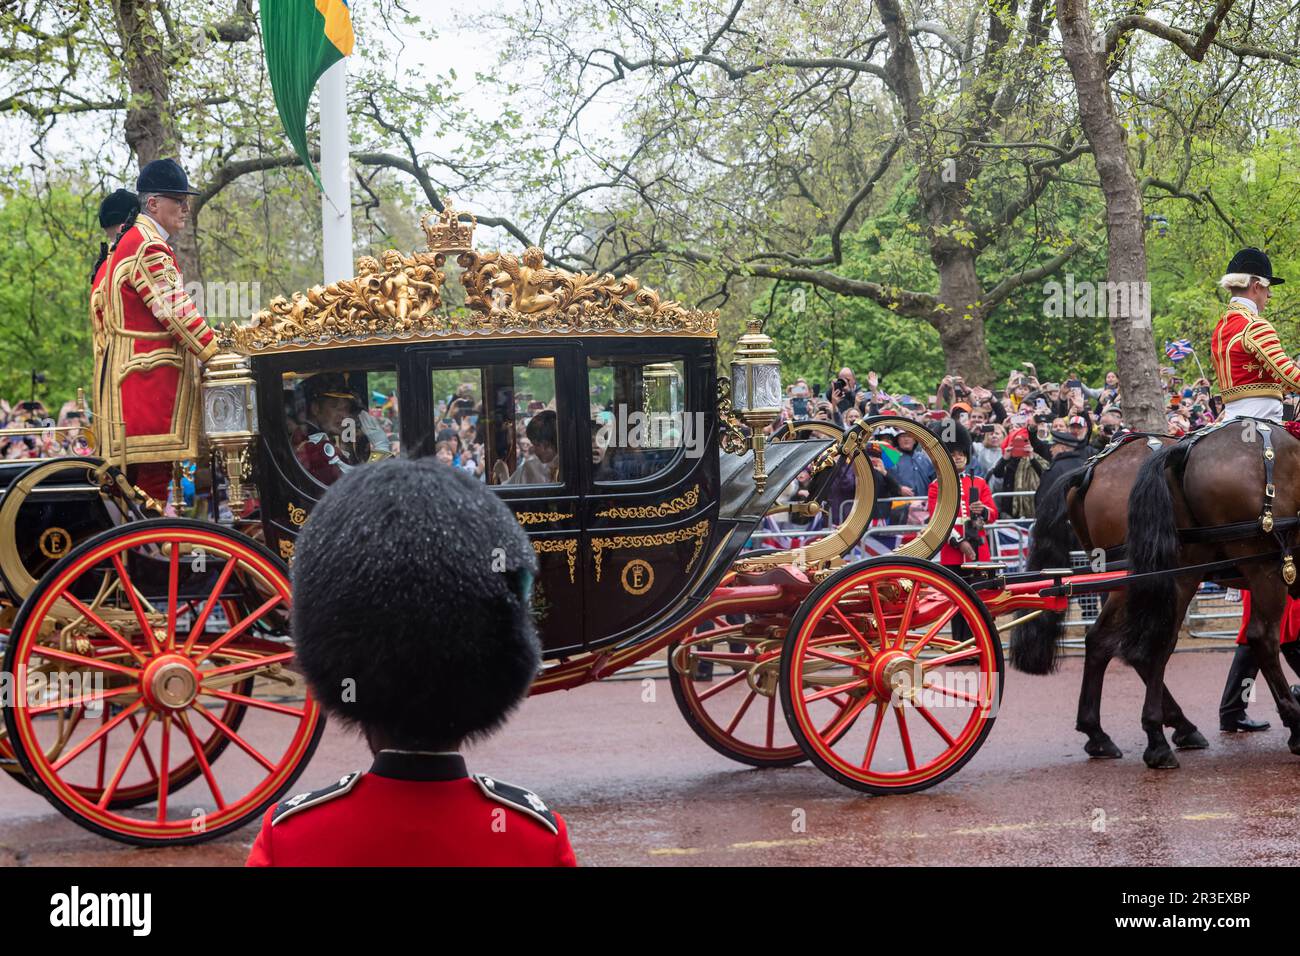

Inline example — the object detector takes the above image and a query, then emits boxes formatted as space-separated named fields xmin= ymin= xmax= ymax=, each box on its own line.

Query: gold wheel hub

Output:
xmin=870 ymin=650 xmax=923 ymax=701
xmin=141 ymin=655 xmax=200 ymax=711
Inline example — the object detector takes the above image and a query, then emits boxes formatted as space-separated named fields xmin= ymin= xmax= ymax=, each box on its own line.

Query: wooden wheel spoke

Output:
xmin=804 ymin=677 xmax=869 ymax=704
xmin=194 ymin=595 xmax=284 ymax=665
xmin=765 ymin=695 xmax=776 ymax=749
xmin=821 ymin=693 xmax=872 ymax=742
xmin=52 ymin=698 xmax=146 ymax=772
xmin=200 ymin=687 xmax=306 ymax=718
xmin=894 ymin=581 xmax=921 ymax=650
xmin=182 ymin=558 xmax=239 ymax=656
xmin=894 ymin=703 xmax=917 ymax=771
xmin=913 ymin=701 xmax=957 ymax=747
xmin=111 ymin=554 xmax=160 ymax=656
xmin=201 ymin=650 xmax=294 ymax=680
xmin=803 ymin=646 xmax=871 ymax=671
xmin=921 ymin=641 xmax=980 ymax=670
xmin=126 ymin=712 xmax=159 ymax=779
xmin=57 ymin=591 xmax=147 ymax=665
xmin=861 ymin=701 xmax=887 ymax=770
xmin=695 ymin=668 xmax=748 ymax=702
xmin=725 ymin=690 xmax=758 ymax=736
xmin=24 ymin=645 xmax=141 ymax=680
xmin=868 ymin=582 xmax=888 ymax=649
xmin=97 ymin=711 xmax=154 ymax=809
xmin=156 ymin=715 xmax=171 ymax=823
xmin=923 ymin=680 xmax=982 ymax=705
xmin=29 ymin=684 xmax=137 ymax=717
xmin=830 ymin=604 xmax=875 ymax=658
xmin=165 ymin=544 xmax=180 ymax=651
xmin=192 ymin=701 xmax=276 ymax=772
xmin=177 ymin=711 xmax=226 ymax=809
xmin=910 ymin=605 xmax=960 ymax=656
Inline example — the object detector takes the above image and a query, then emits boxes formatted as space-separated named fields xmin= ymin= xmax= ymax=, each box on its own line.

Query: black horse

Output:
xmin=1010 ymin=435 xmax=1206 ymax=758
xmin=1125 ymin=420 xmax=1300 ymax=768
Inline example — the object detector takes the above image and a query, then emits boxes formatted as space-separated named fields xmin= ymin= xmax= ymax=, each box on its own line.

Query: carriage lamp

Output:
xmin=202 ymin=352 xmax=258 ymax=516
xmin=642 ymin=362 xmax=682 ymax=443
xmin=729 ymin=318 xmax=782 ymax=491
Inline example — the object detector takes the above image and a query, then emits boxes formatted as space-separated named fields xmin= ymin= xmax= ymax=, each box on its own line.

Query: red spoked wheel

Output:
xmin=779 ymin=557 xmax=1002 ymax=795
xmin=2 ymin=518 xmax=324 ymax=845
xmin=671 ymin=613 xmax=815 ymax=767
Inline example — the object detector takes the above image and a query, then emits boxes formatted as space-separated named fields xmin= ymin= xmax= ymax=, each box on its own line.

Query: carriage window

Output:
xmin=588 ymin=356 xmax=687 ymax=482
xmin=283 ymin=368 xmax=399 ymax=488
xmin=420 ymin=360 xmax=561 ymax=486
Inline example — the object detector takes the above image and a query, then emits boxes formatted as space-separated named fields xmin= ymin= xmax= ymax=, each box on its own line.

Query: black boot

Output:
xmin=1281 ymin=643 xmax=1300 ymax=700
xmin=1220 ymin=645 xmax=1270 ymax=732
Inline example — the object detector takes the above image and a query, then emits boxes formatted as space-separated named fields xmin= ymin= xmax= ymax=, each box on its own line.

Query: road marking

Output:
xmin=647 ymin=808 xmax=1261 ymax=857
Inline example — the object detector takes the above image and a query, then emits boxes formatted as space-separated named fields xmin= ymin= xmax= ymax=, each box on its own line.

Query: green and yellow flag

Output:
xmin=260 ymin=0 xmax=355 ymax=188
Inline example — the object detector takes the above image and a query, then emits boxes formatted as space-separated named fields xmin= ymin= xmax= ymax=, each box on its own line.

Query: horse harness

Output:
xmin=1171 ymin=417 xmax=1300 ymax=586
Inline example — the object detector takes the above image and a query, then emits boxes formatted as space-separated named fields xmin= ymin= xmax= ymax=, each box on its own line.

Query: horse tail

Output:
xmin=1121 ymin=441 xmax=1189 ymax=668
xmin=1009 ymin=471 xmax=1080 ymax=675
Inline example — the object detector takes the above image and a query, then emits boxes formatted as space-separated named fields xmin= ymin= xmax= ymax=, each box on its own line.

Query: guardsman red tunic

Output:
xmin=1210 ymin=303 xmax=1300 ymax=403
xmin=97 ymin=216 xmax=217 ymax=477
xmin=246 ymin=751 xmax=578 ymax=867
xmin=927 ymin=474 xmax=998 ymax=565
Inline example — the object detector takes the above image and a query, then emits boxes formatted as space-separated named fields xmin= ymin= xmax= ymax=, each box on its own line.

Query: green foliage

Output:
xmin=0 ymin=183 xmax=96 ymax=407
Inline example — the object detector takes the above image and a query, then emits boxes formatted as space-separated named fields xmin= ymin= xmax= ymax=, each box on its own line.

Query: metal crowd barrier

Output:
xmin=748 ymin=490 xmax=1243 ymax=653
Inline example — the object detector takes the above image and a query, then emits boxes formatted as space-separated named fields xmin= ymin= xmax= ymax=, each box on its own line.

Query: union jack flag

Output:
xmin=1165 ymin=339 xmax=1194 ymax=362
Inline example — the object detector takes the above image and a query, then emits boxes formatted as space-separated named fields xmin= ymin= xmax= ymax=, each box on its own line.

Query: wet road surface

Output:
xmin=3 ymin=648 xmax=1300 ymax=866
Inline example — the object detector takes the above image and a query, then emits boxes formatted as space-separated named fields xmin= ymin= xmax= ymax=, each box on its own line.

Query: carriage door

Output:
xmin=582 ymin=351 xmax=716 ymax=648
xmin=420 ymin=346 xmax=585 ymax=656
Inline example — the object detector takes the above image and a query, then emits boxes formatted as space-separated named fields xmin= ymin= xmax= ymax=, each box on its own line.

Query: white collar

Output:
xmin=140 ymin=213 xmax=169 ymax=243
xmin=1229 ymin=295 xmax=1259 ymax=315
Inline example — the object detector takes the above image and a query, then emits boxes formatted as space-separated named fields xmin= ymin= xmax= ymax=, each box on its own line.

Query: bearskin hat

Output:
xmin=928 ymin=419 xmax=972 ymax=459
xmin=291 ymin=458 xmax=541 ymax=749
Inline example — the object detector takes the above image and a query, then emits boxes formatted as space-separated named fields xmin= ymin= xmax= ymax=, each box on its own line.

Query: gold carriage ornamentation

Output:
xmin=595 ymin=484 xmax=700 ymax=520
xmin=217 ymin=202 xmax=718 ymax=354
xmin=531 ymin=537 xmax=578 ymax=584
xmin=590 ymin=519 xmax=711 ymax=583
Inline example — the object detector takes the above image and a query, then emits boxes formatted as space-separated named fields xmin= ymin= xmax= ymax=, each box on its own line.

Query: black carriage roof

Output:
xmin=216 ymin=204 xmax=717 ymax=358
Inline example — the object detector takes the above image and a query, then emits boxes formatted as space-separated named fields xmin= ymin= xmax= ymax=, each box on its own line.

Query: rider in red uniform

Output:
xmin=1209 ymin=247 xmax=1300 ymax=731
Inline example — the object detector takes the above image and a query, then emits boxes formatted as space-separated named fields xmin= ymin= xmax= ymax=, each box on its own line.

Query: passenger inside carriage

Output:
xmin=505 ymin=409 xmax=560 ymax=484
xmin=287 ymin=371 xmax=395 ymax=487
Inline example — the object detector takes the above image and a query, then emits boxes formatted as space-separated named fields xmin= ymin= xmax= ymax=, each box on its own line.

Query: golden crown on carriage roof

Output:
xmin=420 ymin=200 xmax=477 ymax=253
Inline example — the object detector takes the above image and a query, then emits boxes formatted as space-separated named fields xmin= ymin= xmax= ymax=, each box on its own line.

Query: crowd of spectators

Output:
xmin=767 ymin=360 xmax=1231 ymax=550
xmin=0 ymin=399 xmax=92 ymax=460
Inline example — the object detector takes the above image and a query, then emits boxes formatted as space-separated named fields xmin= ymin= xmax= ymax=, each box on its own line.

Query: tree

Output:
xmin=493 ymin=0 xmax=1089 ymax=382
xmin=1056 ymin=0 xmax=1300 ymax=431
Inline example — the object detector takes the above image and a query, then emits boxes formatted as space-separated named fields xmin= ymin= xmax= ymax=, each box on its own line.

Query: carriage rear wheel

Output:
xmin=779 ymin=557 xmax=1002 ymax=794
xmin=2 ymin=519 xmax=324 ymax=845
xmin=670 ymin=612 xmax=820 ymax=767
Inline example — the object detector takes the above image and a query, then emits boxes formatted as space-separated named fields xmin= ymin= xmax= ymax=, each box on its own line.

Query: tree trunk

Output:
xmin=112 ymin=0 xmax=202 ymax=281
xmin=933 ymin=249 xmax=995 ymax=384
xmin=1057 ymin=0 xmax=1165 ymax=433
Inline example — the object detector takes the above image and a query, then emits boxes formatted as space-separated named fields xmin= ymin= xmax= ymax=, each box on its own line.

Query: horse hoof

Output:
xmin=1143 ymin=746 xmax=1179 ymax=770
xmin=1172 ymin=729 xmax=1209 ymax=750
xmin=1288 ymin=733 xmax=1300 ymax=757
xmin=1085 ymin=737 xmax=1123 ymax=759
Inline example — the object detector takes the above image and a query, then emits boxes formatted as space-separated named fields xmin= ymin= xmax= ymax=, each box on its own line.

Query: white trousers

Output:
xmin=1222 ymin=397 xmax=1283 ymax=422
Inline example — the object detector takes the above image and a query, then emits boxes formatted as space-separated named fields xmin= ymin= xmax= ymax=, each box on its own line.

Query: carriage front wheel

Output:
xmin=779 ymin=557 xmax=1002 ymax=795
xmin=2 ymin=519 xmax=324 ymax=845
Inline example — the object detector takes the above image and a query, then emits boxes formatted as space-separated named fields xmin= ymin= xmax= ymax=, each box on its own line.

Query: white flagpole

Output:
xmin=1189 ymin=347 xmax=1208 ymax=384
xmin=320 ymin=59 xmax=353 ymax=284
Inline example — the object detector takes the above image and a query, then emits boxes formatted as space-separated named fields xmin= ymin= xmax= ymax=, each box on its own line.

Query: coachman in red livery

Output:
xmin=96 ymin=160 xmax=218 ymax=501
